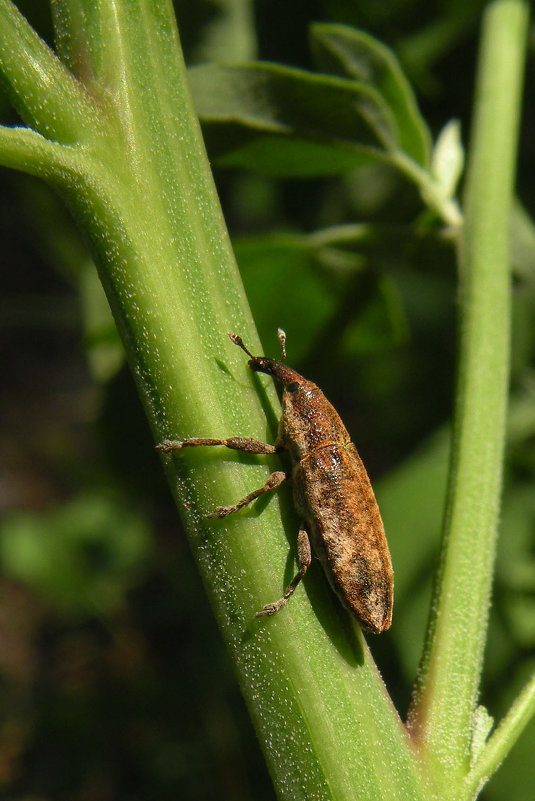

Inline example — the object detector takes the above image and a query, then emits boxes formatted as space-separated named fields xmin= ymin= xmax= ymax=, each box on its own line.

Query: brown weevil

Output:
xmin=157 ymin=329 xmax=393 ymax=633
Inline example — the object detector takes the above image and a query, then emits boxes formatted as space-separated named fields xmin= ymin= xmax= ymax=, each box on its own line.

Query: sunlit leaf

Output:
xmin=310 ymin=23 xmax=431 ymax=166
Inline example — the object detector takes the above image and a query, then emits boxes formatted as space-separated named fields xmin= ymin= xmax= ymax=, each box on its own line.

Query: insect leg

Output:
xmin=207 ymin=470 xmax=287 ymax=518
xmin=255 ymin=527 xmax=312 ymax=617
xmin=157 ymin=437 xmax=281 ymax=455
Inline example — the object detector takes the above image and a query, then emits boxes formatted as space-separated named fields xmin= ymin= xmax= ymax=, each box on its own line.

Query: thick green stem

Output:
xmin=406 ymin=0 xmax=528 ymax=789
xmin=0 ymin=2 xmax=426 ymax=799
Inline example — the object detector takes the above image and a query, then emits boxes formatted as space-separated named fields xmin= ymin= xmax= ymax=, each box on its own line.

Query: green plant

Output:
xmin=0 ymin=1 xmax=533 ymax=799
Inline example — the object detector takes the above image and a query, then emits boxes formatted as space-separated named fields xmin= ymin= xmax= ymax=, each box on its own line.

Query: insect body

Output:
xmin=157 ymin=330 xmax=393 ymax=633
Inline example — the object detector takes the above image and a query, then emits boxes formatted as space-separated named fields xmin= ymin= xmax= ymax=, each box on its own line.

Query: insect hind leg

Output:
xmin=256 ymin=527 xmax=312 ymax=617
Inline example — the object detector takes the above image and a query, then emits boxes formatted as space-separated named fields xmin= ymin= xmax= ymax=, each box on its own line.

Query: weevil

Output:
xmin=157 ymin=329 xmax=393 ymax=633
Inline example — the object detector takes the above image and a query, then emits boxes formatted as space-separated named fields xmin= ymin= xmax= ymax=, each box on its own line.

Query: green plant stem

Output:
xmin=0 ymin=1 xmax=98 ymax=139
xmin=461 ymin=671 xmax=535 ymax=800
xmin=406 ymin=0 xmax=529 ymax=788
xmin=0 ymin=2 xmax=427 ymax=799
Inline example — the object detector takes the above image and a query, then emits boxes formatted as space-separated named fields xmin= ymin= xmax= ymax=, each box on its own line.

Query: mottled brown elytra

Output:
xmin=157 ymin=330 xmax=393 ymax=633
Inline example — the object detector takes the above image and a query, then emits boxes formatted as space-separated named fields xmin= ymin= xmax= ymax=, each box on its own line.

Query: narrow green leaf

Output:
xmin=188 ymin=59 xmax=462 ymax=224
xmin=188 ymin=61 xmax=399 ymax=175
xmin=470 ymin=705 xmax=494 ymax=764
xmin=430 ymin=119 xmax=465 ymax=201
xmin=310 ymin=23 xmax=432 ymax=166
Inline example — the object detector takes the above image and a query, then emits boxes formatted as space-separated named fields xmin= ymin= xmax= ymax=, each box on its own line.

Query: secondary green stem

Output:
xmin=406 ymin=0 xmax=528 ymax=789
xmin=462 ymin=671 xmax=535 ymax=799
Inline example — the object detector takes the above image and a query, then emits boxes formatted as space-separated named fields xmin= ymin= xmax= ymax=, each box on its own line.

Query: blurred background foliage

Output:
xmin=0 ymin=1 xmax=534 ymax=799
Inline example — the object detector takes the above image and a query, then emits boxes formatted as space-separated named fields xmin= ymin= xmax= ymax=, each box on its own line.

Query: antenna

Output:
xmin=277 ymin=328 xmax=287 ymax=361
xmin=228 ymin=333 xmax=255 ymax=359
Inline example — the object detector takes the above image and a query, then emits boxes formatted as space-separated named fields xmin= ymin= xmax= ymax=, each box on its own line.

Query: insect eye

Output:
xmin=286 ymin=382 xmax=300 ymax=394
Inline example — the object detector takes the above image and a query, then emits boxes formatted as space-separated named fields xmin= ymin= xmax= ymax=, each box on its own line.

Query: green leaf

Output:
xmin=470 ymin=705 xmax=494 ymax=764
xmin=188 ymin=61 xmax=400 ymax=176
xmin=310 ymin=23 xmax=432 ymax=167
xmin=376 ymin=428 xmax=450 ymax=680
xmin=235 ymin=227 xmax=409 ymax=360
xmin=430 ymin=119 xmax=465 ymax=202
xmin=234 ymin=233 xmax=338 ymax=358
xmin=188 ymin=58 xmax=462 ymax=225
xmin=0 ymin=491 xmax=150 ymax=615
xmin=496 ymin=485 xmax=535 ymax=647
xmin=510 ymin=200 xmax=535 ymax=281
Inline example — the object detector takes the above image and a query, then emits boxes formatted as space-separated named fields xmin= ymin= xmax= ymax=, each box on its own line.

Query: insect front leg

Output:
xmin=255 ymin=527 xmax=312 ymax=617
xmin=157 ymin=437 xmax=282 ymax=455
xmin=156 ymin=436 xmax=286 ymax=518
xmin=207 ymin=470 xmax=287 ymax=518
